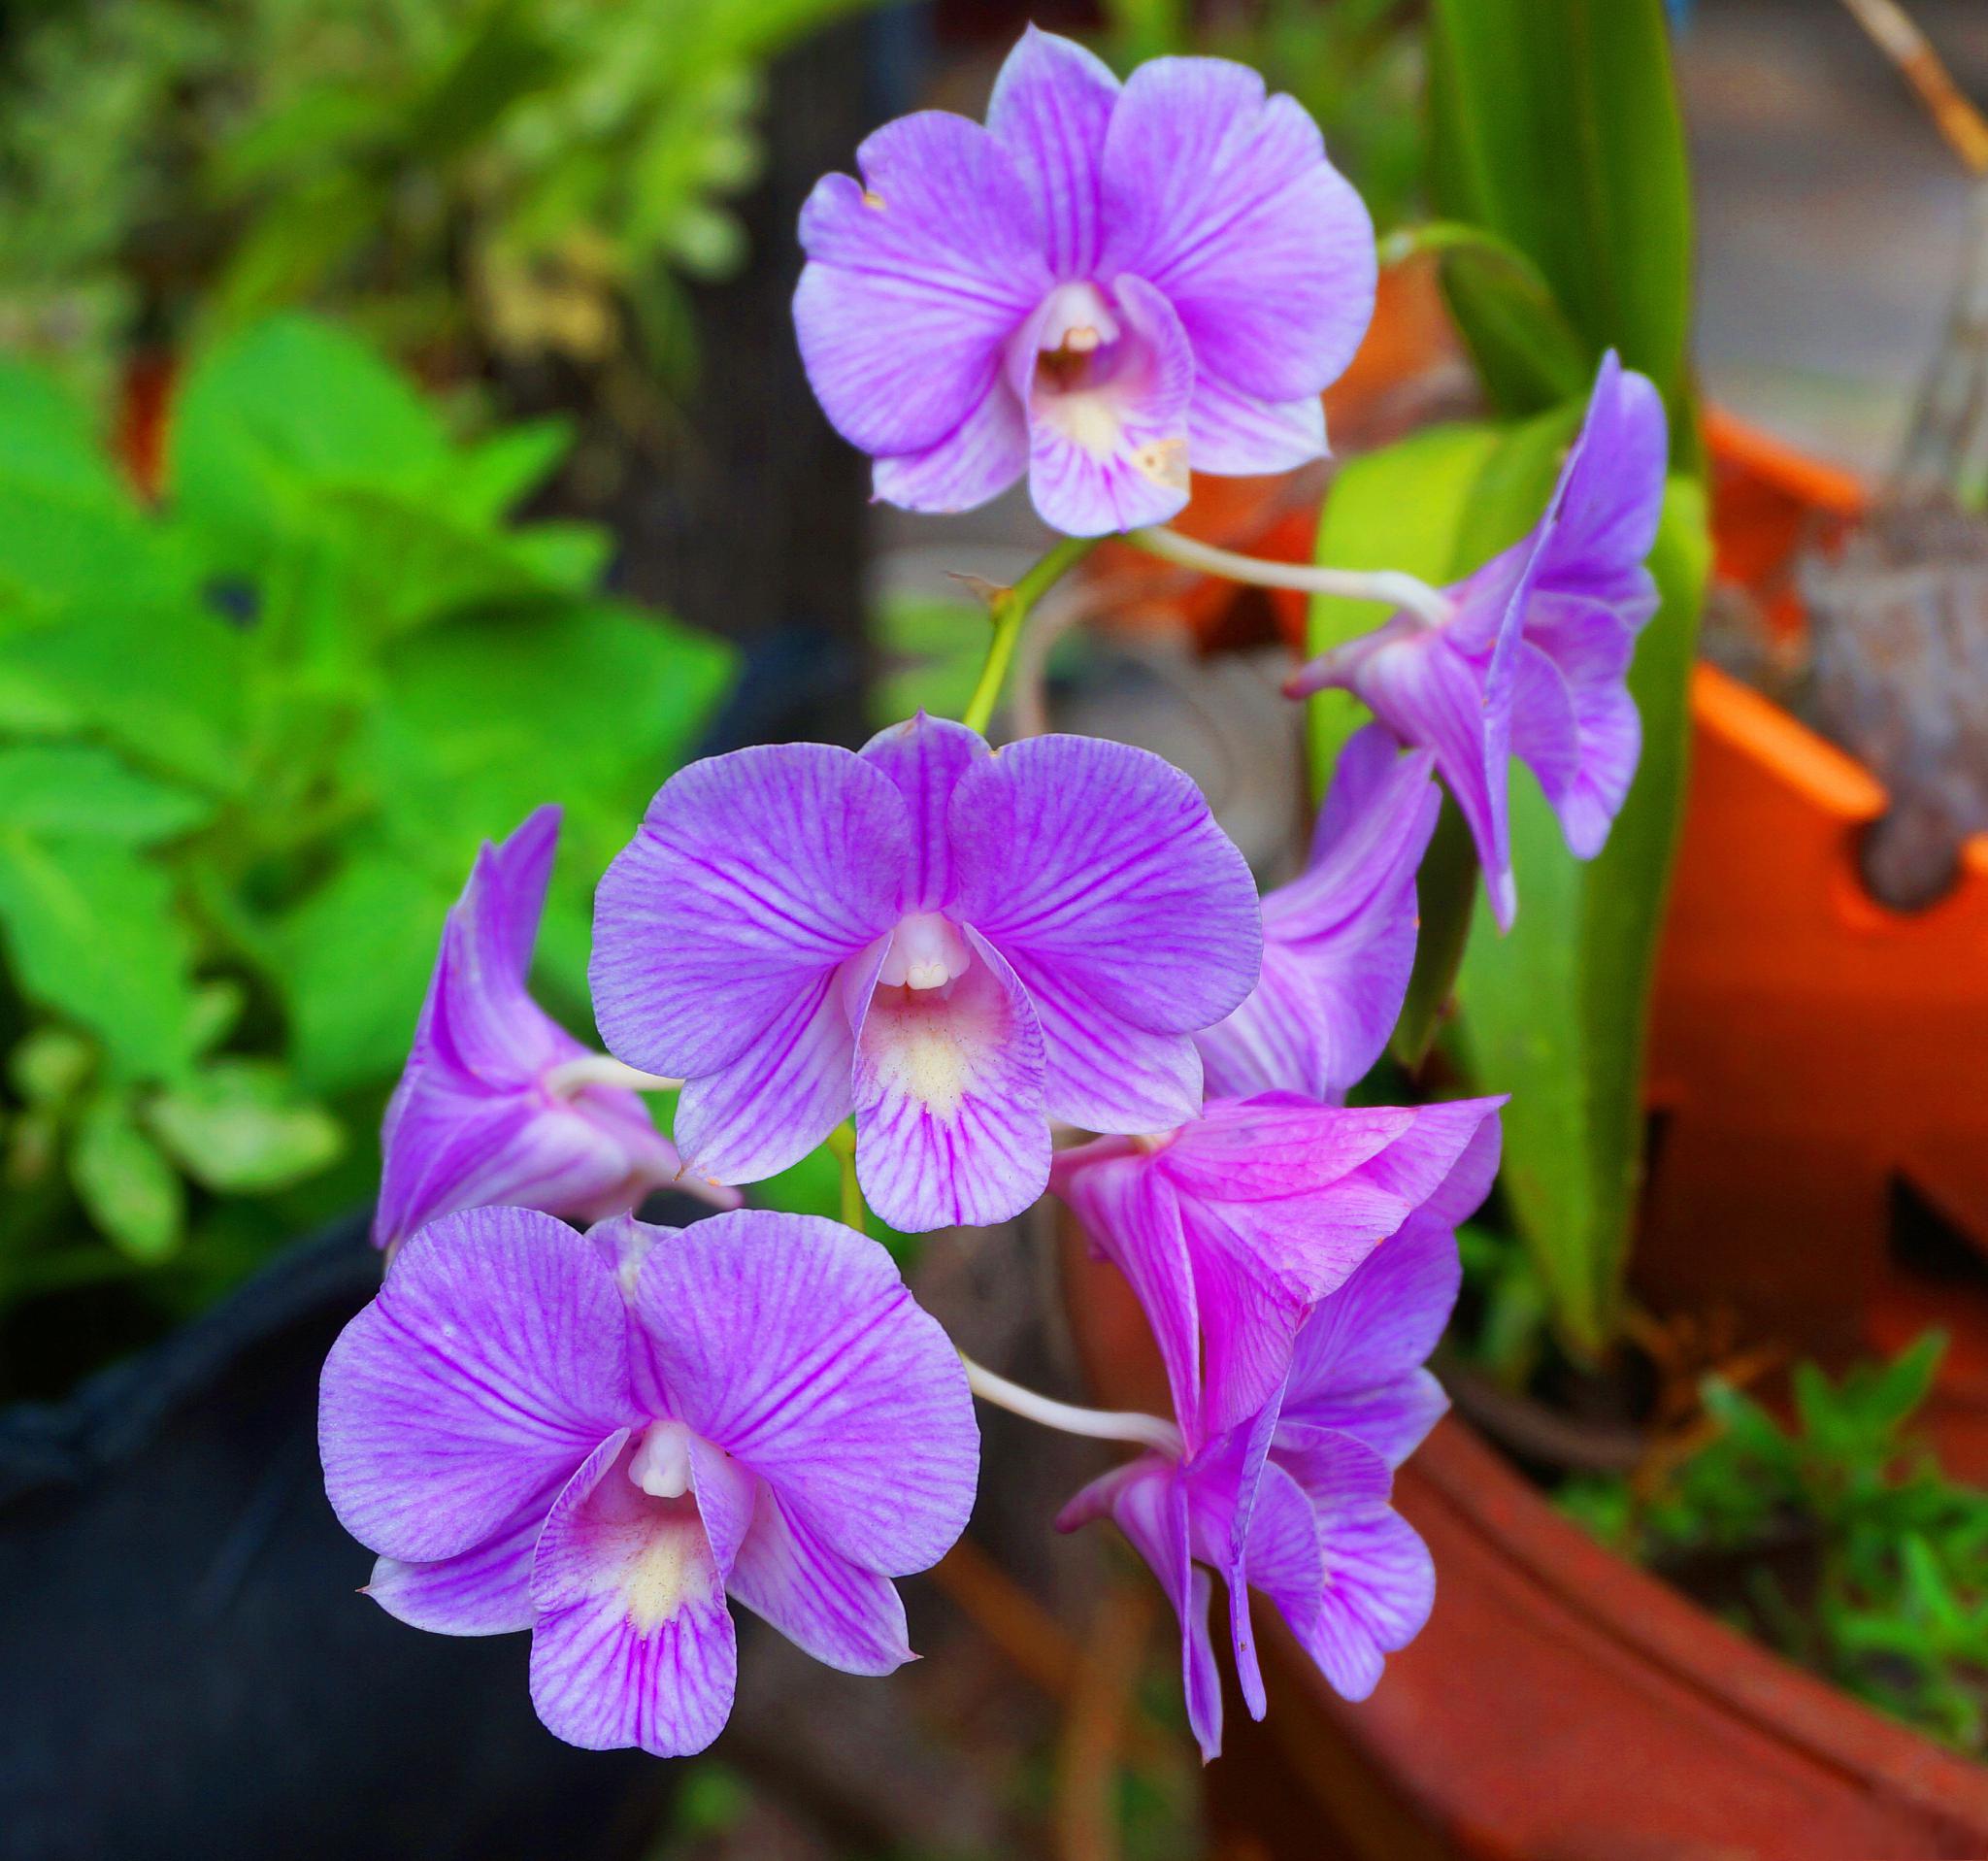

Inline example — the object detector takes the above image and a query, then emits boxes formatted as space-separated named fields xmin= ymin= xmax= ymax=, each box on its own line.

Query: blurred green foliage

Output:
xmin=0 ymin=312 xmax=730 ymax=1343
xmin=0 ymin=0 xmax=881 ymax=401
xmin=1095 ymin=0 xmax=1423 ymax=231
xmin=1562 ymin=1337 xmax=1988 ymax=1757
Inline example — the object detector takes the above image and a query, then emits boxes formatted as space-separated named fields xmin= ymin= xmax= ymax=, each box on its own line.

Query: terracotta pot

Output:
xmin=1061 ymin=1236 xmax=1988 ymax=1859
xmin=1640 ymin=419 xmax=1988 ymax=1475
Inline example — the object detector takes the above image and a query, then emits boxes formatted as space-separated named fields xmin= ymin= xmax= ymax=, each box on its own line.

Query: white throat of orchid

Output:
xmin=1016 ymin=282 xmax=1186 ymax=491
xmin=878 ymin=912 xmax=973 ymax=992
xmin=627 ymin=1418 xmax=696 ymax=1500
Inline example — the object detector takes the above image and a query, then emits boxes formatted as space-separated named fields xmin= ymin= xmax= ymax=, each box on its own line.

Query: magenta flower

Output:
xmin=1196 ymin=726 xmax=1438 ymax=1101
xmin=590 ymin=714 xmax=1260 ymax=1234
xmin=1288 ymin=353 xmax=1666 ymax=926
xmin=793 ymin=27 xmax=1376 ymax=536
xmin=1058 ymin=1397 xmax=1432 ymax=1759
xmin=373 ymin=806 xmax=735 ymax=1250
xmin=1057 ymin=1109 xmax=1489 ymax=1755
xmin=319 ymin=1205 xmax=977 ymax=1757
xmin=1051 ymin=1093 xmax=1501 ymax=1449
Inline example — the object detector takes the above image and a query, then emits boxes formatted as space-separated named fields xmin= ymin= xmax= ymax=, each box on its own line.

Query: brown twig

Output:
xmin=928 ymin=1537 xmax=1176 ymax=1773
xmin=1840 ymin=0 xmax=1988 ymax=174
xmin=1052 ymin=1583 xmax=1155 ymax=1861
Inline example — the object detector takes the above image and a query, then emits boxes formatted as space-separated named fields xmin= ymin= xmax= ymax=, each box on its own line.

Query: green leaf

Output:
xmin=277 ymin=849 xmax=454 ymax=1094
xmin=148 ymin=1059 xmax=344 ymax=1193
xmin=72 ymin=1092 xmax=185 ymax=1262
xmin=0 ymin=355 xmax=128 ymax=509
xmin=1426 ymin=0 xmax=1693 ymax=418
xmin=871 ymin=591 xmax=996 ymax=729
xmin=0 ymin=745 xmax=213 ymax=844
xmin=0 ymin=831 xmax=200 ymax=1082
xmin=169 ymin=315 xmax=450 ymax=566
xmin=1446 ymin=474 xmax=1709 ymax=1353
xmin=9 ymin=1027 xmax=94 ymax=1106
xmin=445 ymin=418 xmax=577 ymax=525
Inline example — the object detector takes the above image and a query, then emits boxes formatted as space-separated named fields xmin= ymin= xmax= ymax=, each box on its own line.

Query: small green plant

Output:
xmin=0 ymin=313 xmax=730 ymax=1359
xmin=0 ymin=0 xmax=882 ymax=400
xmin=1561 ymin=1335 xmax=1988 ymax=1755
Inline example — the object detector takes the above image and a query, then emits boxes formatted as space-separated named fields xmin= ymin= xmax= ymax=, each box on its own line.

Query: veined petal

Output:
xmin=529 ymin=1431 xmax=738 ymax=1757
xmin=591 ymin=744 xmax=908 ymax=1079
xmin=796 ymin=111 xmax=1051 ymax=457
xmin=1004 ymin=946 xmax=1204 ymax=1131
xmin=1198 ymin=729 xmax=1437 ymax=1100
xmin=1230 ymin=1459 xmax=1326 ymax=1719
xmin=319 ymin=1207 xmax=633 ymax=1565
xmin=858 ymin=714 xmax=990 ymax=914
xmin=629 ymin=1209 xmax=978 ymax=1575
xmin=986 ymin=27 xmax=1120 ymax=280
xmin=430 ymin=805 xmax=565 ymax=1085
xmin=671 ymin=966 xmax=858 ymax=1185
xmin=953 ymin=733 xmax=1260 ymax=1036
xmin=727 ymin=1483 xmax=915 ymax=1677
xmin=1542 ymin=352 xmax=1668 ymax=585
xmin=852 ymin=924 xmax=1050 ymax=1231
xmin=872 ymin=382 xmax=1030 ymax=515
xmin=1276 ymin=1428 xmax=1433 ymax=1700
xmin=365 ymin=1508 xmax=543 ymax=1636
xmin=1100 ymin=57 xmax=1375 ymax=404
xmin=1187 ymin=375 xmax=1328 ymax=478
xmin=1052 ymin=1143 xmax=1204 ymax=1442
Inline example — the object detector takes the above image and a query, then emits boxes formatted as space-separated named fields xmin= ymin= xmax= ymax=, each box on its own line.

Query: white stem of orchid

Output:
xmin=542 ymin=1055 xmax=683 ymax=1097
xmin=1130 ymin=525 xmax=1455 ymax=630
xmin=961 ymin=1353 xmax=1183 ymax=1457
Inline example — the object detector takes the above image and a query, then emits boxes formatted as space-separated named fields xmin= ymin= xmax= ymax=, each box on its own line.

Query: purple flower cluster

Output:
xmin=320 ymin=25 xmax=1669 ymax=1773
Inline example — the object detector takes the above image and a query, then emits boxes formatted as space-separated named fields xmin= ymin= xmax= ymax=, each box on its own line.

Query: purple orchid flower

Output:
xmin=1050 ymin=1092 xmax=1502 ymax=1451
xmin=1197 ymin=725 xmax=1439 ymax=1101
xmin=1057 ymin=1108 xmax=1490 ymax=1756
xmin=589 ymin=714 xmax=1261 ymax=1235
xmin=1287 ymin=352 xmax=1667 ymax=927
xmin=319 ymin=1205 xmax=978 ymax=1757
xmin=793 ymin=27 xmax=1376 ymax=537
xmin=373 ymin=806 xmax=736 ymax=1251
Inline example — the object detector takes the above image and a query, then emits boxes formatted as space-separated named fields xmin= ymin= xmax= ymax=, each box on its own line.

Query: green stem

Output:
xmin=959 ymin=537 xmax=1097 ymax=736
xmin=825 ymin=1120 xmax=866 ymax=1236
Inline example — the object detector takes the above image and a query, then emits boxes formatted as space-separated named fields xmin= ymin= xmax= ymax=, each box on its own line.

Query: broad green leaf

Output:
xmin=445 ymin=417 xmax=577 ymax=525
xmin=169 ymin=315 xmax=449 ymax=565
xmin=1447 ymin=476 xmax=1710 ymax=1354
xmin=149 ymin=1059 xmax=344 ymax=1193
xmin=0 ymin=745 xmax=212 ymax=844
xmin=72 ymin=1092 xmax=185 ymax=1262
xmin=872 ymin=591 xmax=997 ymax=729
xmin=0 ymin=356 xmax=127 ymax=508
xmin=4 ymin=599 xmax=248 ymax=793
xmin=278 ymin=848 xmax=454 ymax=1094
xmin=0 ymin=831 xmax=200 ymax=1082
xmin=1426 ymin=0 xmax=1693 ymax=418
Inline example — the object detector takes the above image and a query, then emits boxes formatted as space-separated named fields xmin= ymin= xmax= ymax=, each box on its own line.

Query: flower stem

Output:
xmin=960 ymin=536 xmax=1099 ymax=736
xmin=825 ymin=1120 xmax=866 ymax=1236
xmin=961 ymin=1354 xmax=1182 ymax=1457
xmin=1128 ymin=524 xmax=1454 ymax=630
xmin=542 ymin=1055 xmax=682 ymax=1097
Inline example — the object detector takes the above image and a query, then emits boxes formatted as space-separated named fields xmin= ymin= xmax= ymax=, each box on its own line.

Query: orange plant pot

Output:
xmin=1063 ymin=1236 xmax=1988 ymax=1859
xmin=1640 ymin=416 xmax=1988 ymax=1446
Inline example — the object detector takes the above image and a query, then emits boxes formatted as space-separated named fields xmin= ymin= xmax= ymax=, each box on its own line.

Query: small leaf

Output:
xmin=0 ymin=744 xmax=213 ymax=844
xmin=9 ymin=1027 xmax=94 ymax=1106
xmin=148 ymin=1059 xmax=344 ymax=1194
xmin=0 ymin=831 xmax=200 ymax=1081
xmin=72 ymin=1093 xmax=185 ymax=1262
